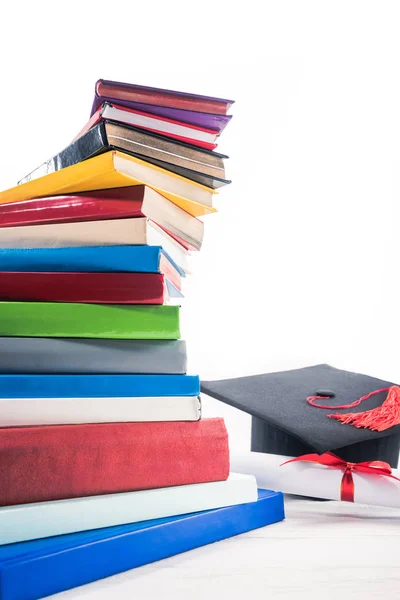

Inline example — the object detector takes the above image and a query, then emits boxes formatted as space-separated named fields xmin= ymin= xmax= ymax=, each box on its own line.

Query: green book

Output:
xmin=0 ymin=303 xmax=180 ymax=339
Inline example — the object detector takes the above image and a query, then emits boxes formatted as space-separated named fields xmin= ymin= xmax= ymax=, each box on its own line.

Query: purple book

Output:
xmin=90 ymin=79 xmax=233 ymax=133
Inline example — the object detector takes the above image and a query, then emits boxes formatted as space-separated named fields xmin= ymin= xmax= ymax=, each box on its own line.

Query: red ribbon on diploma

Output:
xmin=281 ymin=452 xmax=400 ymax=502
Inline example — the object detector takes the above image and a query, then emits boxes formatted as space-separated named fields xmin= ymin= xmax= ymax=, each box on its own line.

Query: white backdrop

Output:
xmin=1 ymin=1 xmax=400 ymax=452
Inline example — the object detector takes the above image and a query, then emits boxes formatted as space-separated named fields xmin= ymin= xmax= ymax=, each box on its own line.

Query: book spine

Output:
xmin=0 ymin=491 xmax=284 ymax=600
xmin=0 ymin=418 xmax=229 ymax=505
xmin=0 ymin=246 xmax=164 ymax=274
xmin=0 ymin=217 xmax=148 ymax=248
xmin=54 ymin=122 xmax=107 ymax=170
xmin=98 ymin=83 xmax=229 ymax=114
xmin=0 ymin=475 xmax=257 ymax=545
xmin=0 ymin=338 xmax=187 ymax=374
xmin=0 ymin=302 xmax=180 ymax=339
xmin=0 ymin=395 xmax=202 ymax=427
xmin=0 ymin=197 xmax=144 ymax=227
xmin=0 ymin=374 xmax=200 ymax=398
xmin=0 ymin=272 xmax=166 ymax=304
xmin=18 ymin=125 xmax=108 ymax=185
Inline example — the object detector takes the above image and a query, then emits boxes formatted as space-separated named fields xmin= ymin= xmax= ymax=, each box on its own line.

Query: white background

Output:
xmin=1 ymin=0 xmax=400 ymax=453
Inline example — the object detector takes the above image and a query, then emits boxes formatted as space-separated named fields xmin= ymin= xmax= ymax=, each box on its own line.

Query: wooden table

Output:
xmin=49 ymin=496 xmax=400 ymax=599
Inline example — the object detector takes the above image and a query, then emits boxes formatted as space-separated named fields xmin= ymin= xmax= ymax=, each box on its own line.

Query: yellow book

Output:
xmin=0 ymin=151 xmax=217 ymax=218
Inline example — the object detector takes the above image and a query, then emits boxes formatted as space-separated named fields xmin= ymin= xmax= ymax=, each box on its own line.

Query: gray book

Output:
xmin=0 ymin=338 xmax=187 ymax=374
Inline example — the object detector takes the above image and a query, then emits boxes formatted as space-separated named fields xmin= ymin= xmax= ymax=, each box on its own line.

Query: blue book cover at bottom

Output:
xmin=0 ymin=490 xmax=284 ymax=600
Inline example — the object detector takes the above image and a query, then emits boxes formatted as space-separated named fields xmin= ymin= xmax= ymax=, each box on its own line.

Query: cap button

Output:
xmin=316 ymin=389 xmax=335 ymax=397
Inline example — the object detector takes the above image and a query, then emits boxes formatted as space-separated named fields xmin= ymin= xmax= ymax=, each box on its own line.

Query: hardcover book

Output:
xmin=0 ymin=395 xmax=202 ymax=427
xmin=91 ymin=79 xmax=234 ymax=116
xmin=0 ymin=272 xmax=182 ymax=304
xmin=0 ymin=302 xmax=180 ymax=339
xmin=0 ymin=186 xmax=204 ymax=251
xmin=0 ymin=474 xmax=257 ymax=544
xmin=0 ymin=217 xmax=191 ymax=274
xmin=0 ymin=490 xmax=283 ymax=600
xmin=0 ymin=418 xmax=229 ymax=505
xmin=0 ymin=373 xmax=200 ymax=398
xmin=91 ymin=96 xmax=232 ymax=132
xmin=0 ymin=246 xmax=185 ymax=283
xmin=0 ymin=338 xmax=187 ymax=374
xmin=5 ymin=151 xmax=217 ymax=217
xmin=78 ymin=102 xmax=220 ymax=149
xmin=19 ymin=122 xmax=230 ymax=189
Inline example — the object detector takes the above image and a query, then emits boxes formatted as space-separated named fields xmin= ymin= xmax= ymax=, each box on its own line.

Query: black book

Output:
xmin=19 ymin=121 xmax=231 ymax=189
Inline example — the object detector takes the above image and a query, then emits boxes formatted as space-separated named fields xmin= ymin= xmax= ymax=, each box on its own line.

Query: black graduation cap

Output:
xmin=201 ymin=364 xmax=400 ymax=467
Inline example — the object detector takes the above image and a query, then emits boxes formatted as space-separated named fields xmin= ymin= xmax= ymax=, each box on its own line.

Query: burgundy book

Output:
xmin=0 ymin=186 xmax=204 ymax=252
xmin=0 ymin=272 xmax=175 ymax=304
xmin=90 ymin=82 xmax=233 ymax=132
xmin=92 ymin=79 xmax=234 ymax=116
xmin=0 ymin=419 xmax=229 ymax=506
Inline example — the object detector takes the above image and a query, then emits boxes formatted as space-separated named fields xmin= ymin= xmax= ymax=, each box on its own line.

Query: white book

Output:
xmin=97 ymin=104 xmax=218 ymax=146
xmin=0 ymin=395 xmax=201 ymax=426
xmin=0 ymin=217 xmax=191 ymax=273
xmin=0 ymin=473 xmax=257 ymax=545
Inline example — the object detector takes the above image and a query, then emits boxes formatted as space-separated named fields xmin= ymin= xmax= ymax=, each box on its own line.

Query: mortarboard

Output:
xmin=201 ymin=364 xmax=400 ymax=467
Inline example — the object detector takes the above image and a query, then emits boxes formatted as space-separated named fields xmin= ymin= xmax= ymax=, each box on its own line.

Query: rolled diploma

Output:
xmin=231 ymin=452 xmax=400 ymax=509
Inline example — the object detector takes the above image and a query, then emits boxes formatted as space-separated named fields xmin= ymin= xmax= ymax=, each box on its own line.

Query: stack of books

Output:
xmin=0 ymin=80 xmax=284 ymax=600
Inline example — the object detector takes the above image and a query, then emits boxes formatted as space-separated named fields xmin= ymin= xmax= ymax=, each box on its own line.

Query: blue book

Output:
xmin=0 ymin=245 xmax=185 ymax=276
xmin=0 ymin=490 xmax=284 ymax=600
xmin=0 ymin=374 xmax=200 ymax=398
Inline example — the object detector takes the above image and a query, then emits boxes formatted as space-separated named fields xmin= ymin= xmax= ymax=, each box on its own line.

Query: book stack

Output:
xmin=0 ymin=81 xmax=285 ymax=600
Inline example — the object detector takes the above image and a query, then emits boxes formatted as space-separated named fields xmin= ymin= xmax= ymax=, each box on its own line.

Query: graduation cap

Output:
xmin=201 ymin=364 xmax=400 ymax=467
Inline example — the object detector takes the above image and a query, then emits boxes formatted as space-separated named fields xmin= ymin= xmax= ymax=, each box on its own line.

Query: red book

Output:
xmin=0 ymin=186 xmax=204 ymax=252
xmin=0 ymin=272 xmax=178 ymax=304
xmin=0 ymin=419 xmax=229 ymax=506
xmin=95 ymin=80 xmax=233 ymax=115
xmin=74 ymin=102 xmax=219 ymax=150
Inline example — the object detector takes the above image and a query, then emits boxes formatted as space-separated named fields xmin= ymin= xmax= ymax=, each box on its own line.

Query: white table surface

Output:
xmin=49 ymin=495 xmax=400 ymax=600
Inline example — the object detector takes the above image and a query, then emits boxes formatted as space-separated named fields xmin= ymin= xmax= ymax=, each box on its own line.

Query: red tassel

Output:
xmin=328 ymin=386 xmax=400 ymax=432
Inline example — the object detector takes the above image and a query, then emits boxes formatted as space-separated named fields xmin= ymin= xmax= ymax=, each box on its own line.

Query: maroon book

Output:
xmin=0 ymin=186 xmax=203 ymax=252
xmin=0 ymin=419 xmax=230 ymax=506
xmin=93 ymin=79 xmax=234 ymax=115
xmin=0 ymin=272 xmax=170 ymax=304
xmin=0 ymin=187 xmax=148 ymax=227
